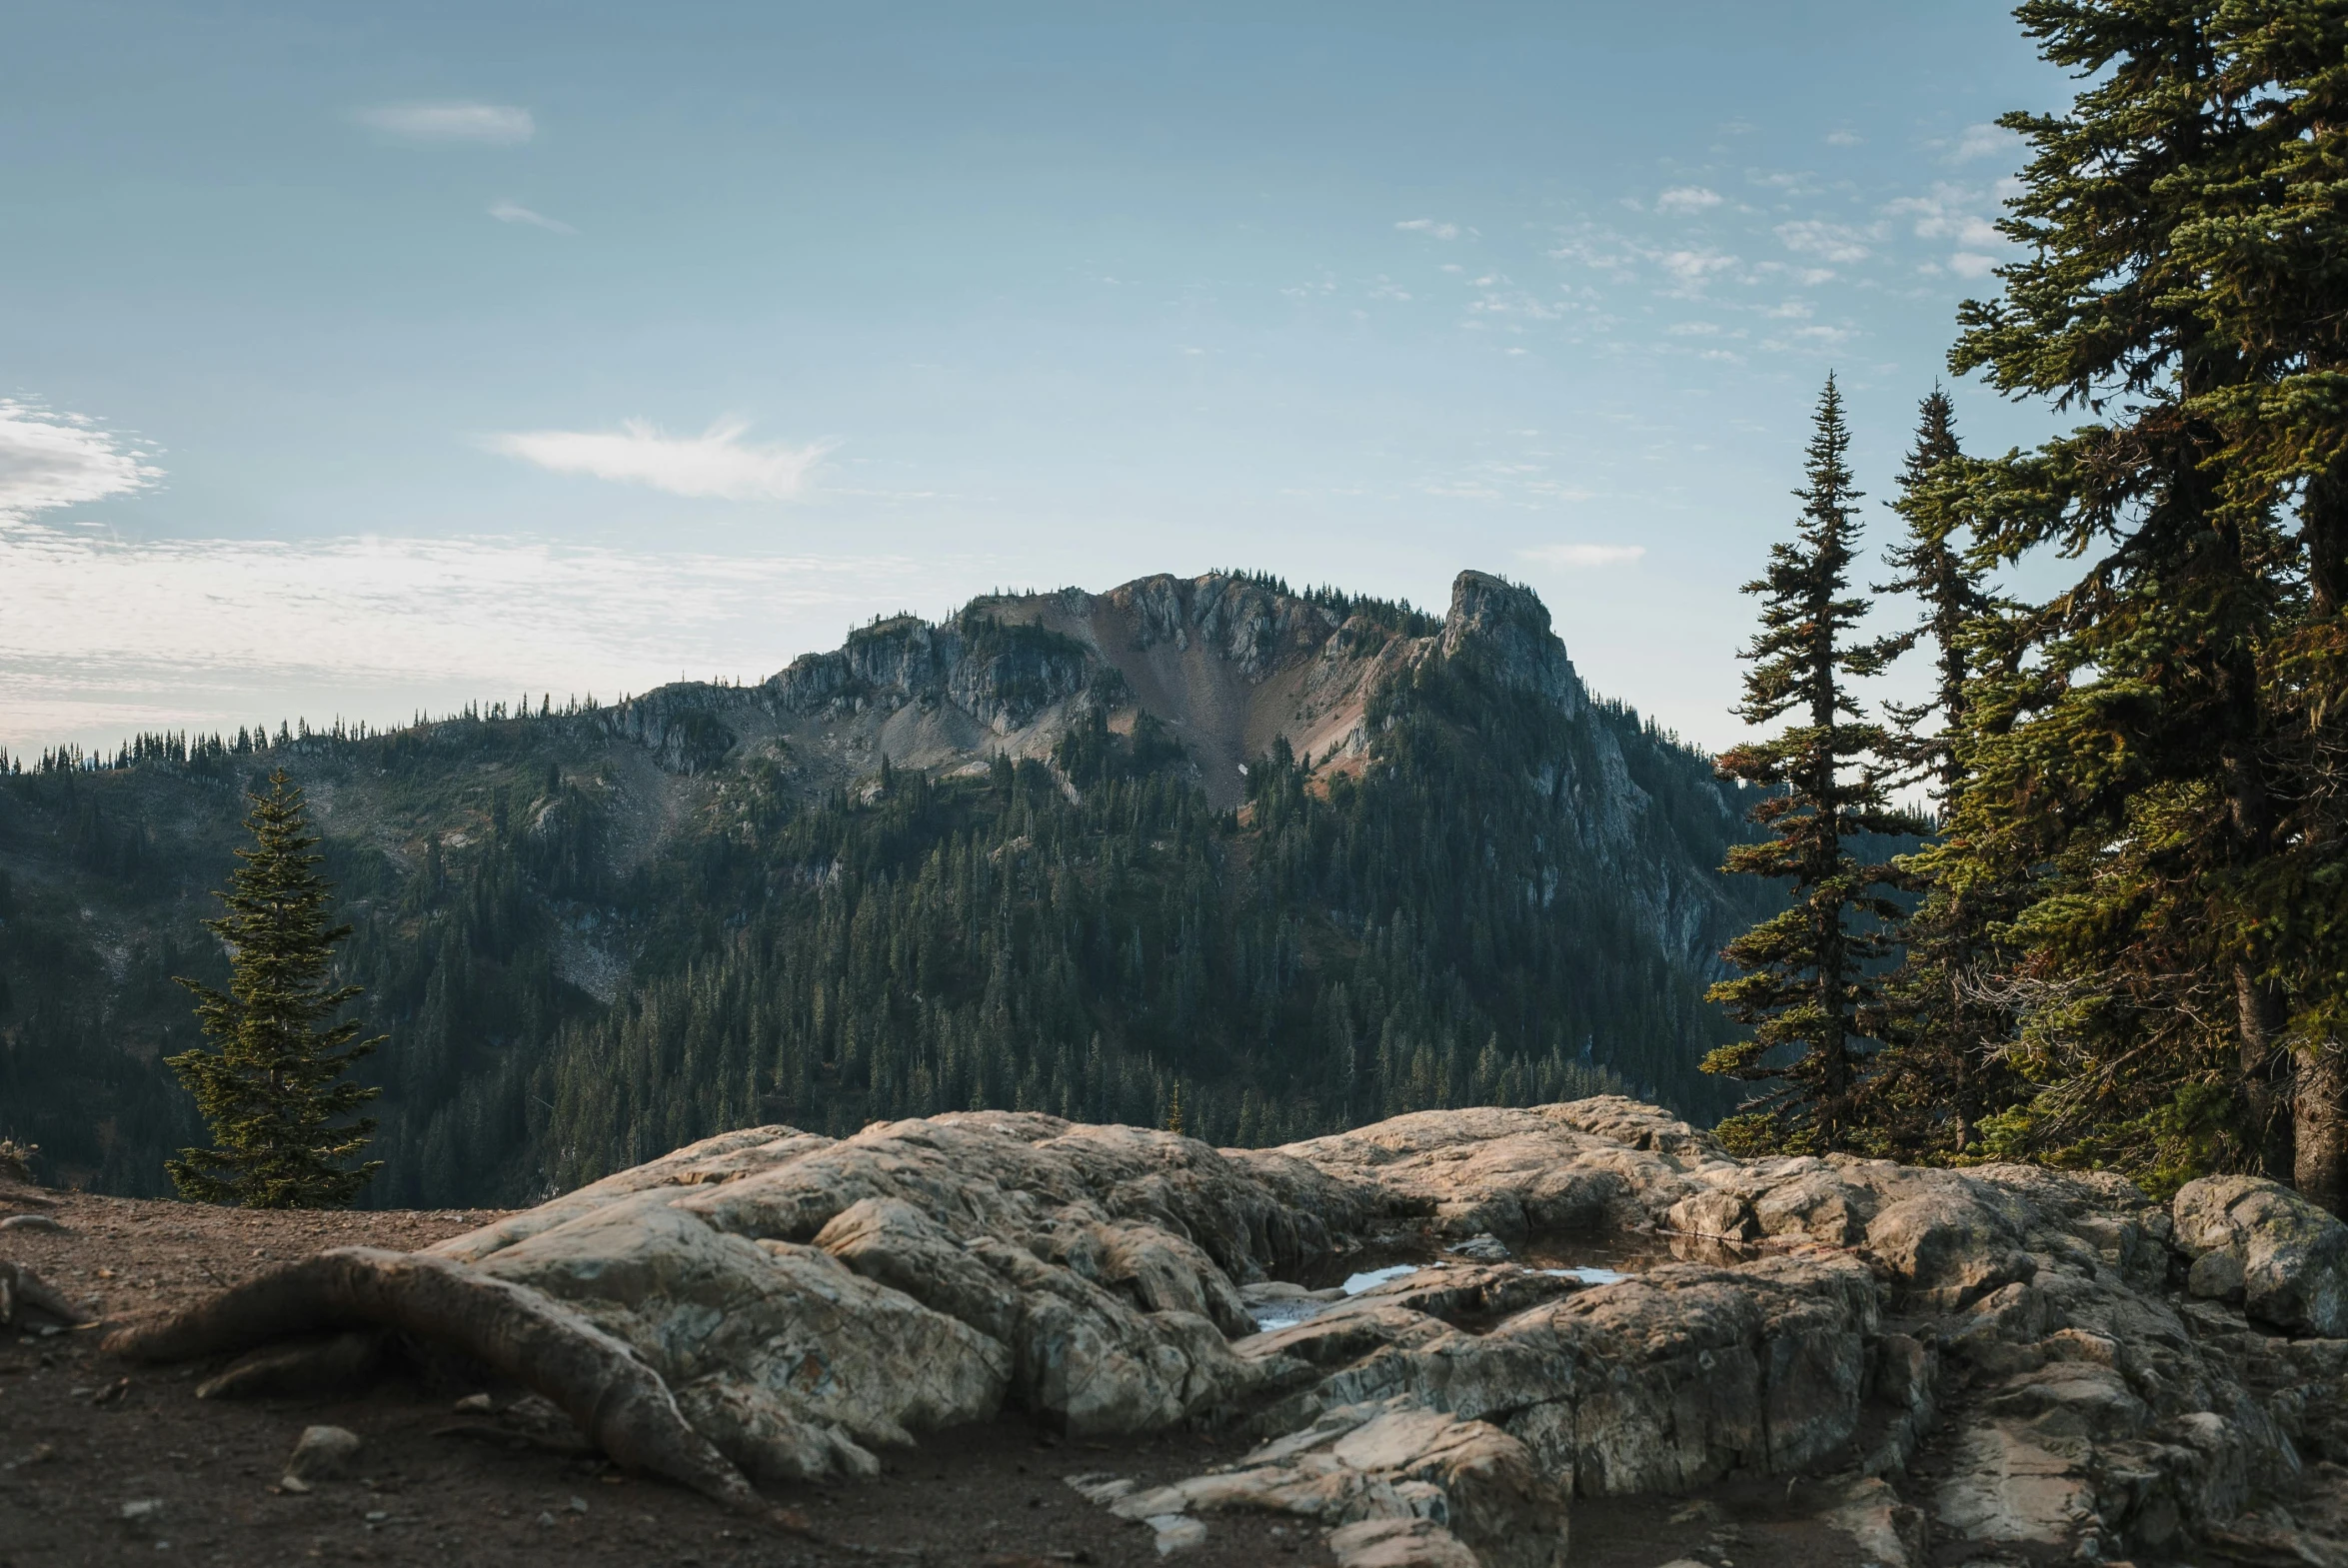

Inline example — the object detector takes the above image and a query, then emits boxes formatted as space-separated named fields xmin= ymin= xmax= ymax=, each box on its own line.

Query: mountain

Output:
xmin=0 ymin=570 xmax=1776 ymax=1204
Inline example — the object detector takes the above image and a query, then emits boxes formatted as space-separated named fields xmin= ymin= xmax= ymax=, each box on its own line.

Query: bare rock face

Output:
xmin=106 ymin=1097 xmax=2348 ymax=1566
xmin=1106 ymin=1396 xmax=1565 ymax=1568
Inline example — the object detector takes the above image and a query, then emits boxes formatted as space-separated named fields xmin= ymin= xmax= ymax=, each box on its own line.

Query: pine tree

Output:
xmin=2175 ymin=0 xmax=2348 ymax=1212
xmin=1705 ymin=377 xmax=1914 ymax=1153
xmin=167 ymin=771 xmax=383 ymax=1207
xmin=1945 ymin=0 xmax=2339 ymax=1199
xmin=1860 ymin=392 xmax=2024 ymax=1157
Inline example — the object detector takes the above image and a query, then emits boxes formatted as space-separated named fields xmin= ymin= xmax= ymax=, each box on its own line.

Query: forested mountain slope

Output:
xmin=0 ymin=571 xmax=1775 ymax=1204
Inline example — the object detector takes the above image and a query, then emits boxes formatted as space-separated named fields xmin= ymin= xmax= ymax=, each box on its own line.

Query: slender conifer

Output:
xmin=1863 ymin=391 xmax=2022 ymax=1157
xmin=167 ymin=771 xmax=383 ymax=1207
xmin=1705 ymin=376 xmax=1914 ymax=1153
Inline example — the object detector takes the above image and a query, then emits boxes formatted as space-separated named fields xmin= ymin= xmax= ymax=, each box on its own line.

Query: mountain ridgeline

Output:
xmin=0 ymin=571 xmax=1774 ymax=1205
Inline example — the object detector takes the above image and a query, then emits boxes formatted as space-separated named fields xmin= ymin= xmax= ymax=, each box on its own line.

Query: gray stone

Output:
xmin=284 ymin=1425 xmax=362 ymax=1482
xmin=1446 ymin=1234 xmax=1512 ymax=1263
xmin=1327 ymin=1516 xmax=1480 ymax=1568
xmin=1145 ymin=1513 xmax=1206 ymax=1554
xmin=2174 ymin=1175 xmax=2348 ymax=1336
xmin=1108 ymin=1396 xmax=1563 ymax=1568
xmin=0 ymin=1213 xmax=65 ymax=1233
xmin=2189 ymin=1247 xmax=2247 ymax=1303
xmin=1664 ymin=1187 xmax=1756 ymax=1242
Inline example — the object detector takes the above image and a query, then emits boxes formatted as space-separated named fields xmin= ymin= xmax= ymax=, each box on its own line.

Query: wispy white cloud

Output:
xmin=488 ymin=419 xmax=832 ymax=500
xmin=0 ymin=400 xmax=162 ymax=522
xmin=1825 ymin=129 xmax=1864 ymax=147
xmin=1395 ymin=218 xmax=1462 ymax=240
xmin=355 ymin=102 xmax=535 ymax=146
xmin=1949 ymin=122 xmax=2022 ymax=164
xmin=489 ymin=199 xmax=575 ymax=235
xmin=1885 ymin=184 xmax=2012 ymax=278
xmin=1658 ymin=247 xmax=1740 ymax=290
xmin=1886 ymin=186 xmax=2003 ymax=248
xmin=1655 ymin=186 xmax=1723 ymax=215
xmin=1522 ymin=543 xmax=1644 ymax=569
xmin=1774 ymin=220 xmax=1876 ymax=265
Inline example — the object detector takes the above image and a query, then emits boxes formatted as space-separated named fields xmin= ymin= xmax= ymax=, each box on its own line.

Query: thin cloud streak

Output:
xmin=489 ymin=199 xmax=577 ymax=234
xmin=488 ymin=419 xmax=834 ymax=500
xmin=355 ymin=102 xmax=536 ymax=145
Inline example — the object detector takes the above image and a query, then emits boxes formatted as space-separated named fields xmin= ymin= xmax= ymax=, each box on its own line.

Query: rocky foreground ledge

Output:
xmin=93 ymin=1099 xmax=2348 ymax=1567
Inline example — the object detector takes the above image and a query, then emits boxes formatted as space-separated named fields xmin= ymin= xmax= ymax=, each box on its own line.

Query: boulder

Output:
xmin=1110 ymin=1397 xmax=1564 ymax=1568
xmin=2173 ymin=1175 xmax=2348 ymax=1337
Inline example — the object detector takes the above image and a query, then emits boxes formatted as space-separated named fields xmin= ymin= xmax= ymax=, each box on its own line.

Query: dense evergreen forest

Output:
xmin=0 ymin=575 xmax=1774 ymax=1205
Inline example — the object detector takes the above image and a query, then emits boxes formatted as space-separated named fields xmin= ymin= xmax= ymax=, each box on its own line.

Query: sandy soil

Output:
xmin=0 ymin=1182 xmax=1862 ymax=1568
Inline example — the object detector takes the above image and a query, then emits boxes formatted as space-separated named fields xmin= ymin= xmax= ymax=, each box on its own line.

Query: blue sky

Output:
xmin=2 ymin=1 xmax=2070 ymax=756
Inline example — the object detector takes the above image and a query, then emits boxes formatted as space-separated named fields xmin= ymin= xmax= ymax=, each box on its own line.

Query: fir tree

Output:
xmin=167 ymin=771 xmax=383 ymax=1207
xmin=1861 ymin=390 xmax=2022 ymax=1158
xmin=2175 ymin=0 xmax=2348 ymax=1212
xmin=1946 ymin=0 xmax=2340 ymax=1200
xmin=1705 ymin=376 xmax=1913 ymax=1153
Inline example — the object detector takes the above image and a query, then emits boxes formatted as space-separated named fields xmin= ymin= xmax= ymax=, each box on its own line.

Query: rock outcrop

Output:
xmin=2173 ymin=1173 xmax=2348 ymax=1337
xmin=104 ymin=1099 xmax=2348 ymax=1565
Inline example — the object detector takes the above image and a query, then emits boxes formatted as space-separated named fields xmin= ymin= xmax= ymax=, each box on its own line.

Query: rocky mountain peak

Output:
xmin=1437 ymin=570 xmax=1586 ymax=717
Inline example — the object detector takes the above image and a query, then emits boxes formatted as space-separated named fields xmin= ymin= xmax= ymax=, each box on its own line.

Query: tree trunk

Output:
xmin=2297 ymin=1039 xmax=2348 ymax=1216
xmin=2236 ymin=962 xmax=2295 ymax=1182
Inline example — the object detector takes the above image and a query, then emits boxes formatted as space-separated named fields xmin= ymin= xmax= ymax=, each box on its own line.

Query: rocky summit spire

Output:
xmin=1438 ymin=570 xmax=1586 ymax=717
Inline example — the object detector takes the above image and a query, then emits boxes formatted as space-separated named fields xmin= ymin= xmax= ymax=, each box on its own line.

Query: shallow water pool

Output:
xmin=1245 ymin=1228 xmax=1708 ymax=1332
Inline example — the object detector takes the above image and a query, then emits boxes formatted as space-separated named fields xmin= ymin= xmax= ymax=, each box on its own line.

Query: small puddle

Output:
xmin=1246 ymin=1230 xmax=1709 ymax=1332
xmin=1338 ymin=1264 xmax=1421 ymax=1294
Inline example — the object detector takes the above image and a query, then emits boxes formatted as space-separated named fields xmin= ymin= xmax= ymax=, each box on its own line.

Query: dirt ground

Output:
xmin=0 ymin=1181 xmax=1865 ymax=1568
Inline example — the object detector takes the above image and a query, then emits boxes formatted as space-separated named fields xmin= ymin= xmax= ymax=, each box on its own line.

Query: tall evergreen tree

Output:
xmin=2175 ymin=0 xmax=2348 ymax=1212
xmin=1945 ymin=0 xmax=2340 ymax=1200
xmin=167 ymin=771 xmax=383 ymax=1207
xmin=1705 ymin=376 xmax=1913 ymax=1153
xmin=1862 ymin=391 xmax=2021 ymax=1157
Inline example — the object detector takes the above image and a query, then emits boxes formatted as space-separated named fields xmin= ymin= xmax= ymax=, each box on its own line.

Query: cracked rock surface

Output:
xmin=105 ymin=1097 xmax=2348 ymax=1565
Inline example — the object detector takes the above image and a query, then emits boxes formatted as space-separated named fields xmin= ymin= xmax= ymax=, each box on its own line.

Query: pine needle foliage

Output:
xmin=1942 ymin=0 xmax=2344 ymax=1200
xmin=1862 ymin=391 xmax=2025 ymax=1159
xmin=167 ymin=771 xmax=383 ymax=1207
xmin=1705 ymin=377 xmax=1917 ymax=1153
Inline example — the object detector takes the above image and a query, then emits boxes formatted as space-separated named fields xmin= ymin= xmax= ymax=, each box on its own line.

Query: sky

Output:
xmin=1 ymin=0 xmax=2076 ymax=759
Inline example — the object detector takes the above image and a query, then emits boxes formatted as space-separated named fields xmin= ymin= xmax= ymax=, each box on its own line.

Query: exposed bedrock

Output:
xmin=103 ymin=1098 xmax=2348 ymax=1565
